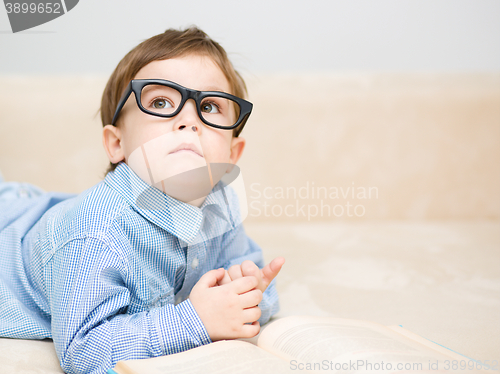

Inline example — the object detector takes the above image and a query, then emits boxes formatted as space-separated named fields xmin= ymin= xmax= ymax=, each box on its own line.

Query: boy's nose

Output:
xmin=173 ymin=99 xmax=200 ymax=133
xmin=174 ymin=123 xmax=198 ymax=132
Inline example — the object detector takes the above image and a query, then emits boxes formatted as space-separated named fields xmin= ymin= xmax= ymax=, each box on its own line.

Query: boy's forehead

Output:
xmin=133 ymin=55 xmax=231 ymax=93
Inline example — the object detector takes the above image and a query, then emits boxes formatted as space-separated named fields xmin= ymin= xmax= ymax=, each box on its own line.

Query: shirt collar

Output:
xmin=104 ymin=162 xmax=233 ymax=244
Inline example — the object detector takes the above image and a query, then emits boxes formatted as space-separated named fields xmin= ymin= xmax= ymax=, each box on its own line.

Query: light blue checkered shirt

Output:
xmin=0 ymin=162 xmax=279 ymax=374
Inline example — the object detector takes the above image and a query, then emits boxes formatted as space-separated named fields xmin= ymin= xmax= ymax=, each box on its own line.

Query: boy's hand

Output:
xmin=220 ymin=257 xmax=285 ymax=294
xmin=189 ymin=268 xmax=263 ymax=341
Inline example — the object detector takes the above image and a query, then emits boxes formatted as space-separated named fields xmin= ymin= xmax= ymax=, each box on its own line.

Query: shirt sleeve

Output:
xmin=46 ymin=236 xmax=211 ymax=374
xmin=217 ymin=223 xmax=280 ymax=326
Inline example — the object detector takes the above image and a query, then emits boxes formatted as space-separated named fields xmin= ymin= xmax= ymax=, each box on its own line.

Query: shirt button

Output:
xmin=191 ymin=258 xmax=199 ymax=269
xmin=18 ymin=188 xmax=29 ymax=198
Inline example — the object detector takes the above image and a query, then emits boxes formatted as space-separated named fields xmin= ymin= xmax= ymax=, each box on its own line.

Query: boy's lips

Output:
xmin=169 ymin=142 xmax=203 ymax=157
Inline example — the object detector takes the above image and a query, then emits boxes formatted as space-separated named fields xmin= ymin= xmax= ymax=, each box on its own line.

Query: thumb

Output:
xmin=262 ymin=257 xmax=285 ymax=286
xmin=197 ymin=268 xmax=226 ymax=289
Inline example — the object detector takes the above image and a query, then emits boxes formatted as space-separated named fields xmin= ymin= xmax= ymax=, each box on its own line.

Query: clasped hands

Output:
xmin=189 ymin=257 xmax=285 ymax=341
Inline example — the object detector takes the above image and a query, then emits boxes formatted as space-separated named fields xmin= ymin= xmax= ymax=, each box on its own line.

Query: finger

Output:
xmin=197 ymin=268 xmax=226 ymax=289
xmin=228 ymin=275 xmax=258 ymax=294
xmin=216 ymin=270 xmax=232 ymax=286
xmin=241 ymin=260 xmax=261 ymax=281
xmin=228 ymin=264 xmax=243 ymax=280
xmin=261 ymin=257 xmax=285 ymax=287
xmin=239 ymin=288 xmax=263 ymax=309
xmin=239 ymin=321 xmax=261 ymax=339
xmin=242 ymin=306 xmax=262 ymax=324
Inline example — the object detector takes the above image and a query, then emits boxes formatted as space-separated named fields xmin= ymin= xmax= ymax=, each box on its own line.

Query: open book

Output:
xmin=109 ymin=316 xmax=484 ymax=374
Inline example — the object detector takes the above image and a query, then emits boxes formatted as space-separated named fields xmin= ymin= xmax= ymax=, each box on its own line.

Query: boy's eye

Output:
xmin=152 ymin=98 xmax=173 ymax=110
xmin=200 ymin=102 xmax=220 ymax=114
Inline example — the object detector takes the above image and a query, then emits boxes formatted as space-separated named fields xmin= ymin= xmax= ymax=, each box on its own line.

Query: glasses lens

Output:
xmin=140 ymin=84 xmax=182 ymax=115
xmin=199 ymin=96 xmax=241 ymax=128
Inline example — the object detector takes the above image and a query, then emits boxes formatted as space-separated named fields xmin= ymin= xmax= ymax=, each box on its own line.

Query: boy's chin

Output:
xmin=162 ymin=158 xmax=206 ymax=179
xmin=129 ymin=157 xmax=236 ymax=206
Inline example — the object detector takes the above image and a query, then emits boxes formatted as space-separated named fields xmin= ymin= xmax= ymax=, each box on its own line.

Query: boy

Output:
xmin=0 ymin=27 xmax=284 ymax=374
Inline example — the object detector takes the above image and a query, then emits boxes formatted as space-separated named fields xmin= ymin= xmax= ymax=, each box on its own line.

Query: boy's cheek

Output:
xmin=202 ymin=147 xmax=232 ymax=166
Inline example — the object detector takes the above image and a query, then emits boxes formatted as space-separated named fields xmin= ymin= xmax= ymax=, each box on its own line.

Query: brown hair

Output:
xmin=100 ymin=26 xmax=248 ymax=173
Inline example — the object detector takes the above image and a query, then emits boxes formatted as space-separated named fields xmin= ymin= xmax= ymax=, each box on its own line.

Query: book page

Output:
xmin=386 ymin=325 xmax=470 ymax=361
xmin=258 ymin=316 xmax=480 ymax=373
xmin=113 ymin=340 xmax=297 ymax=374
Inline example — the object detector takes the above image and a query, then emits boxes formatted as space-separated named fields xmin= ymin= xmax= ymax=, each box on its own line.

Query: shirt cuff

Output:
xmin=176 ymin=298 xmax=212 ymax=346
xmin=151 ymin=298 xmax=212 ymax=356
xmin=258 ymin=278 xmax=280 ymax=325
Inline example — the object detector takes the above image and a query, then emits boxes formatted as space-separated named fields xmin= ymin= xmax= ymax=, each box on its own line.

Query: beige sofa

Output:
xmin=0 ymin=73 xmax=498 ymax=372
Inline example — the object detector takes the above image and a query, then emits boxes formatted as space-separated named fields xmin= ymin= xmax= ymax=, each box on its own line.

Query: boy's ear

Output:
xmin=227 ymin=136 xmax=245 ymax=172
xmin=102 ymin=125 xmax=125 ymax=164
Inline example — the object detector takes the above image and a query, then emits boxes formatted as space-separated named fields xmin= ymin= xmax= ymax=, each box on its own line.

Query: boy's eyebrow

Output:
xmin=201 ymin=85 xmax=228 ymax=92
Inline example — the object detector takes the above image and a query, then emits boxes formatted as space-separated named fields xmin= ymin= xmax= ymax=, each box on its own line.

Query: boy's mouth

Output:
xmin=169 ymin=142 xmax=203 ymax=157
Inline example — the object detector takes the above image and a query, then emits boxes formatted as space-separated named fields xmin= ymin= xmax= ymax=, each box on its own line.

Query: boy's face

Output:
xmin=103 ymin=54 xmax=246 ymax=206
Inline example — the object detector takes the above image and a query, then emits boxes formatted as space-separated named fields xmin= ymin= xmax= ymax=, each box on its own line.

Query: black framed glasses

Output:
xmin=111 ymin=79 xmax=252 ymax=135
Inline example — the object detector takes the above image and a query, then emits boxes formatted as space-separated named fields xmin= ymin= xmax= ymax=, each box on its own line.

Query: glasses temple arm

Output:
xmin=111 ymin=82 xmax=134 ymax=125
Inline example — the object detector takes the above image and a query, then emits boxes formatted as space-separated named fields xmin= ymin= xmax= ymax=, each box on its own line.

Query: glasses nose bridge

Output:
xmin=180 ymin=88 xmax=201 ymax=113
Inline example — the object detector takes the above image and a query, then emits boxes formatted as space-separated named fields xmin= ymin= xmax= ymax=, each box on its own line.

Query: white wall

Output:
xmin=0 ymin=0 xmax=499 ymax=75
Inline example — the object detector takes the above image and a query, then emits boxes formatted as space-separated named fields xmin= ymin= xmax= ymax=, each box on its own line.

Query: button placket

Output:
xmin=176 ymin=241 xmax=207 ymax=304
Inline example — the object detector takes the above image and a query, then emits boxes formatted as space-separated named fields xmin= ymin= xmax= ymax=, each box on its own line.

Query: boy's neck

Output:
xmin=184 ymin=195 xmax=207 ymax=208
